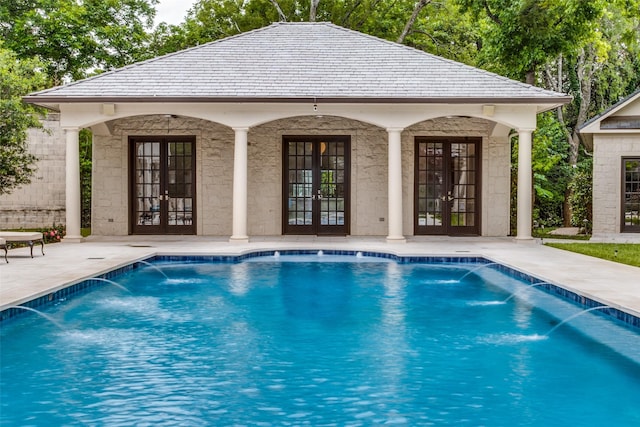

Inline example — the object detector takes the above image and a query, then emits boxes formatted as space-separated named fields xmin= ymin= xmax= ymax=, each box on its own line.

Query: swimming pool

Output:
xmin=2 ymin=252 xmax=639 ymax=425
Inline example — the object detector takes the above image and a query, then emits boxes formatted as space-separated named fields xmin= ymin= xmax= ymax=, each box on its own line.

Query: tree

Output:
xmin=0 ymin=0 xmax=158 ymax=84
xmin=541 ymin=0 xmax=640 ymax=225
xmin=0 ymin=45 xmax=47 ymax=195
xmin=457 ymin=0 xmax=605 ymax=84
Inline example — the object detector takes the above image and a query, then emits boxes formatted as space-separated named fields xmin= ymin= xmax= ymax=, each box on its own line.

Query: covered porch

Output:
xmin=23 ymin=22 xmax=569 ymax=243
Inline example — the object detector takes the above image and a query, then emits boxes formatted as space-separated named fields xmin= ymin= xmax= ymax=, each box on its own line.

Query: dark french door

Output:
xmin=130 ymin=136 xmax=196 ymax=234
xmin=623 ymin=157 xmax=640 ymax=232
xmin=283 ymin=136 xmax=350 ymax=235
xmin=415 ymin=137 xmax=481 ymax=235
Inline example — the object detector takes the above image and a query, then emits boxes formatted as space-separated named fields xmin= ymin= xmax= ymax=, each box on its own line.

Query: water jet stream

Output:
xmin=503 ymin=282 xmax=549 ymax=302
xmin=546 ymin=306 xmax=610 ymax=336
xmin=6 ymin=306 xmax=65 ymax=329
xmin=90 ymin=277 xmax=131 ymax=293
xmin=136 ymin=260 xmax=169 ymax=279
xmin=458 ymin=263 xmax=499 ymax=281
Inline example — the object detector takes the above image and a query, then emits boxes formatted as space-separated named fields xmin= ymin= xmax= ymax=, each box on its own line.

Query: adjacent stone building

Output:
xmin=580 ymin=89 xmax=640 ymax=242
xmin=23 ymin=22 xmax=570 ymax=242
xmin=0 ymin=113 xmax=66 ymax=229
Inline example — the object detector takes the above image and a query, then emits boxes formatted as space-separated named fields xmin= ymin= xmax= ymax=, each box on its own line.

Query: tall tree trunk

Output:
xmin=310 ymin=0 xmax=320 ymax=22
xmin=545 ymin=56 xmax=574 ymax=226
xmin=525 ymin=69 xmax=535 ymax=85
xmin=572 ymin=47 xmax=595 ymax=166
xmin=545 ymin=48 xmax=598 ymax=226
xmin=269 ymin=0 xmax=287 ymax=22
xmin=397 ymin=0 xmax=432 ymax=44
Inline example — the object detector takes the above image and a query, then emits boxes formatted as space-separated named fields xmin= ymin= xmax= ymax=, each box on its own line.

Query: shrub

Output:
xmin=568 ymin=158 xmax=593 ymax=233
xmin=39 ymin=224 xmax=65 ymax=243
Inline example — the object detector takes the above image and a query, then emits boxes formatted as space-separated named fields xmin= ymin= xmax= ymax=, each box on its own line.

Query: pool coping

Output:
xmin=2 ymin=248 xmax=639 ymax=333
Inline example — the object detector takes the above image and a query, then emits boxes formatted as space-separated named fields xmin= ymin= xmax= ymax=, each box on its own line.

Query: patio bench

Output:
xmin=0 ymin=232 xmax=45 ymax=260
xmin=0 ymin=238 xmax=6 ymax=263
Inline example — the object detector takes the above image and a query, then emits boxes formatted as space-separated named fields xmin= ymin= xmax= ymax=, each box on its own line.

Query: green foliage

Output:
xmin=587 ymin=0 xmax=640 ymax=111
xmin=568 ymin=158 xmax=593 ymax=232
xmin=80 ymin=129 xmax=93 ymax=228
xmin=531 ymin=113 xmax=571 ymax=227
xmin=457 ymin=0 xmax=606 ymax=81
xmin=510 ymin=114 xmax=572 ymax=232
xmin=0 ymin=44 xmax=47 ymax=195
xmin=0 ymin=0 xmax=158 ymax=83
xmin=545 ymin=243 xmax=640 ymax=268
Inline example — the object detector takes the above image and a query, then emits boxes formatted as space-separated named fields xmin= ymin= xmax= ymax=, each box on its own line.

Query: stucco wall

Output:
xmin=0 ymin=113 xmax=66 ymax=229
xmin=91 ymin=114 xmax=511 ymax=237
xmin=592 ymin=133 xmax=640 ymax=237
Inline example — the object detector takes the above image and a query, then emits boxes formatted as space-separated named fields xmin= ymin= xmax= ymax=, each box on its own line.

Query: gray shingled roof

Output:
xmin=579 ymin=87 xmax=640 ymax=131
xmin=26 ymin=22 xmax=568 ymax=103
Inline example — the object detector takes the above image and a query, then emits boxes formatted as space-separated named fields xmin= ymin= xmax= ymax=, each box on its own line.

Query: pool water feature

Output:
xmin=1 ymin=254 xmax=639 ymax=426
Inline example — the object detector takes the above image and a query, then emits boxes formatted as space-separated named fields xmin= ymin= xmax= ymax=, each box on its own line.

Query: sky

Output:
xmin=155 ymin=0 xmax=199 ymax=26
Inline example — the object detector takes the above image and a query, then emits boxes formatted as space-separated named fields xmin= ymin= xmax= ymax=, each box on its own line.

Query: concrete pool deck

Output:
xmin=1 ymin=236 xmax=639 ymax=319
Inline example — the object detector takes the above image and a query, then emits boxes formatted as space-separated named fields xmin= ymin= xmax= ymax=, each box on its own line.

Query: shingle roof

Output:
xmin=579 ymin=87 xmax=640 ymax=131
xmin=25 ymin=22 xmax=569 ymax=103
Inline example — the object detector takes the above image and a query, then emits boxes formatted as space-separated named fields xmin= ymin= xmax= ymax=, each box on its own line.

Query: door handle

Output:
xmin=440 ymin=192 xmax=454 ymax=202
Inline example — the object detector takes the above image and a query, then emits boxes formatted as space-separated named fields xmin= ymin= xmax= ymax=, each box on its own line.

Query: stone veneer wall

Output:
xmin=405 ymin=117 xmax=510 ymax=237
xmin=91 ymin=114 xmax=510 ymax=237
xmin=0 ymin=113 xmax=66 ymax=229
xmin=249 ymin=116 xmax=389 ymax=236
xmin=91 ymin=115 xmax=234 ymax=236
xmin=592 ymin=133 xmax=640 ymax=238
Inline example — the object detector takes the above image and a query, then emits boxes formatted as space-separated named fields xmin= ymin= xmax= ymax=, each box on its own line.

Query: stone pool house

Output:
xmin=21 ymin=22 xmax=571 ymax=243
xmin=580 ymin=89 xmax=640 ymax=241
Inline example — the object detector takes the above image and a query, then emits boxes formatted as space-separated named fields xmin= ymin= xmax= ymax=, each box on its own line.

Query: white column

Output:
xmin=63 ymin=128 xmax=83 ymax=242
xmin=230 ymin=127 xmax=249 ymax=242
xmin=386 ymin=128 xmax=406 ymax=243
xmin=516 ymin=129 xmax=534 ymax=241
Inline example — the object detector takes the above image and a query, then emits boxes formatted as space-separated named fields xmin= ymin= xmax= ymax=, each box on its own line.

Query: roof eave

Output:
xmin=579 ymin=90 xmax=640 ymax=133
xmin=23 ymin=95 xmax=572 ymax=106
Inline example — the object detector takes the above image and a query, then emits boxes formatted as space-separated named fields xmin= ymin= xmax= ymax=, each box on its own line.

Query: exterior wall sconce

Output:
xmin=102 ymin=103 xmax=115 ymax=116
xmin=482 ymin=105 xmax=495 ymax=117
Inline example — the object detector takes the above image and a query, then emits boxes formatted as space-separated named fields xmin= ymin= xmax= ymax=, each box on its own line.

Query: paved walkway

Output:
xmin=1 ymin=236 xmax=639 ymax=319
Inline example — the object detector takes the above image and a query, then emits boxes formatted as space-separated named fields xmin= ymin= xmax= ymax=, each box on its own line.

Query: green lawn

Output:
xmin=545 ymin=243 xmax=640 ymax=268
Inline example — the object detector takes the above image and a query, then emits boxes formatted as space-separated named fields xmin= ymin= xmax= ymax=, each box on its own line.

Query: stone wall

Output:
xmin=406 ymin=118 xmax=510 ymax=236
xmin=592 ymin=133 xmax=640 ymax=238
xmin=92 ymin=115 xmax=234 ymax=236
xmin=91 ymin=114 xmax=511 ymax=237
xmin=0 ymin=114 xmax=66 ymax=229
xmin=250 ymin=116 xmax=388 ymax=236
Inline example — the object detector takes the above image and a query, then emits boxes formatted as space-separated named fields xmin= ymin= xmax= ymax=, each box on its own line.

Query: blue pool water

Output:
xmin=2 ymin=255 xmax=640 ymax=426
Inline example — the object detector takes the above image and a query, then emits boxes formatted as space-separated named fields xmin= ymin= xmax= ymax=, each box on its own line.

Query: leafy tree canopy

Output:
xmin=0 ymin=44 xmax=47 ymax=194
xmin=0 ymin=0 xmax=158 ymax=84
xmin=457 ymin=0 xmax=606 ymax=83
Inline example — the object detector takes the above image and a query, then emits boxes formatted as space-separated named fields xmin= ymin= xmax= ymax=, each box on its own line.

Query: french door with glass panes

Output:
xmin=623 ymin=157 xmax=640 ymax=233
xmin=415 ymin=137 xmax=481 ymax=235
xmin=130 ymin=136 xmax=196 ymax=234
xmin=283 ymin=136 xmax=350 ymax=235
